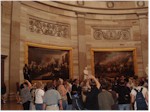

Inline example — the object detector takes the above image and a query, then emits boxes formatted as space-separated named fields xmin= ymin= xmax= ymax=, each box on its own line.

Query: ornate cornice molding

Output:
xmin=29 ymin=17 xmax=70 ymax=38
xmin=93 ymin=28 xmax=131 ymax=40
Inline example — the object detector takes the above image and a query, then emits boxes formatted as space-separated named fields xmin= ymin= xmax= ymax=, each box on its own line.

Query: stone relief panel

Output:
xmin=93 ymin=28 xmax=130 ymax=40
xmin=29 ymin=17 xmax=70 ymax=38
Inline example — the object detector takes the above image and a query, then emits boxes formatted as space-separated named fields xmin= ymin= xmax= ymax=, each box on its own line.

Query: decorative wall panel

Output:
xmin=29 ymin=17 xmax=70 ymax=38
xmin=93 ymin=28 xmax=130 ymax=40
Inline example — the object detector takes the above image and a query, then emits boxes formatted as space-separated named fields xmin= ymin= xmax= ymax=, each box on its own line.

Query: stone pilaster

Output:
xmin=9 ymin=1 xmax=21 ymax=100
xmin=137 ymin=11 xmax=148 ymax=76
xmin=76 ymin=12 xmax=87 ymax=81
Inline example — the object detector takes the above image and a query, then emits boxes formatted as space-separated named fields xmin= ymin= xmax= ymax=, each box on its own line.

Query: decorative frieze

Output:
xmin=93 ymin=28 xmax=130 ymax=40
xmin=29 ymin=18 xmax=70 ymax=38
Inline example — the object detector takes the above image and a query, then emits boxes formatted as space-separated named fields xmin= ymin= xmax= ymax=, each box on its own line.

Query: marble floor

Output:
xmin=1 ymin=101 xmax=23 ymax=110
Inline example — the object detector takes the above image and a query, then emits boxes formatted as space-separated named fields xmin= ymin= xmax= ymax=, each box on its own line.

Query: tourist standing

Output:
xmin=43 ymin=82 xmax=63 ymax=110
xmin=130 ymin=78 xmax=148 ymax=110
xmin=98 ymin=80 xmax=114 ymax=110
xmin=84 ymin=75 xmax=100 ymax=110
xmin=57 ymin=78 xmax=68 ymax=110
xmin=116 ymin=79 xmax=131 ymax=110
xmin=35 ymin=81 xmax=45 ymax=110
xmin=20 ymin=80 xmax=32 ymax=110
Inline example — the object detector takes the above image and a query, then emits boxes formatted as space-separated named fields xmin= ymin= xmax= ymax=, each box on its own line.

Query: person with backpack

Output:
xmin=130 ymin=78 xmax=148 ymax=110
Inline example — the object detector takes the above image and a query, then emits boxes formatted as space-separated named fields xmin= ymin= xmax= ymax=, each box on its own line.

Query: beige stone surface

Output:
xmin=1 ymin=2 xmax=12 ymax=96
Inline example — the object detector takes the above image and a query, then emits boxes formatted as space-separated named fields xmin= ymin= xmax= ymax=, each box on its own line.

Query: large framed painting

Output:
xmin=91 ymin=48 xmax=137 ymax=78
xmin=25 ymin=42 xmax=73 ymax=80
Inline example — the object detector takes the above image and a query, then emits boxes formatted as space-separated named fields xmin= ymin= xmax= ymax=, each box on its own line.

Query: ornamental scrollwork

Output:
xmin=93 ymin=30 xmax=104 ymax=40
xmin=29 ymin=18 xmax=70 ymax=38
xmin=103 ymin=30 xmax=121 ymax=40
xmin=93 ymin=28 xmax=130 ymax=40
xmin=120 ymin=30 xmax=130 ymax=40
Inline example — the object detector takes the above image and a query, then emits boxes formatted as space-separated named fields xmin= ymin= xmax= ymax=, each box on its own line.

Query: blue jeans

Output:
xmin=35 ymin=104 xmax=43 ymax=110
xmin=67 ymin=104 xmax=73 ymax=110
xmin=118 ymin=104 xmax=131 ymax=110
xmin=62 ymin=100 xmax=68 ymax=110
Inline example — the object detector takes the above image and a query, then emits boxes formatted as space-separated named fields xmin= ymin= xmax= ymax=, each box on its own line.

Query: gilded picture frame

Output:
xmin=91 ymin=48 xmax=137 ymax=78
xmin=24 ymin=42 xmax=73 ymax=81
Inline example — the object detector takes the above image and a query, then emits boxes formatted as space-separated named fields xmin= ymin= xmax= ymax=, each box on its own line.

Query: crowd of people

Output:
xmin=13 ymin=73 xmax=148 ymax=110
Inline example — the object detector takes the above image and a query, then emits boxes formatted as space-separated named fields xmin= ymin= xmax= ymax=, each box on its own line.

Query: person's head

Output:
xmin=120 ymin=75 xmax=125 ymax=80
xmin=119 ymin=79 xmax=125 ymax=86
xmin=36 ymin=81 xmax=43 ymax=89
xmin=47 ymin=82 xmax=54 ymax=90
xmin=100 ymin=80 xmax=109 ymax=90
xmin=132 ymin=78 xmax=140 ymax=87
xmin=52 ymin=79 xmax=57 ymax=86
xmin=73 ymin=79 xmax=79 ymax=85
xmin=81 ymin=79 xmax=88 ymax=87
xmin=20 ymin=84 xmax=24 ymax=89
xmin=107 ymin=82 xmax=112 ymax=90
xmin=63 ymin=79 xmax=68 ymax=85
xmin=89 ymin=79 xmax=96 ymax=86
xmin=139 ymin=80 xmax=144 ymax=86
xmin=32 ymin=83 xmax=37 ymax=89
xmin=115 ymin=76 xmax=119 ymax=80
xmin=133 ymin=75 xmax=138 ymax=80
xmin=23 ymin=82 xmax=28 ymax=88
xmin=58 ymin=78 xmax=63 ymax=85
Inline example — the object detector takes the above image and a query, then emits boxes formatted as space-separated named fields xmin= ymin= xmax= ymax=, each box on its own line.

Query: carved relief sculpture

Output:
xmin=29 ymin=18 xmax=70 ymax=38
xmin=93 ymin=28 xmax=130 ymax=40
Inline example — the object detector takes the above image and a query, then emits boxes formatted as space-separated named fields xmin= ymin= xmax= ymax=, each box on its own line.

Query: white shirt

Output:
xmin=35 ymin=88 xmax=45 ymax=104
xmin=130 ymin=86 xmax=148 ymax=110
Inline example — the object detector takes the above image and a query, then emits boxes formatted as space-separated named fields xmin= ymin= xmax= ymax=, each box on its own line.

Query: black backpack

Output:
xmin=134 ymin=88 xmax=148 ymax=110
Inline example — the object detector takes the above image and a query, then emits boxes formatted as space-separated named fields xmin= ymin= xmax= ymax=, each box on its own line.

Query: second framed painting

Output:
xmin=25 ymin=42 xmax=73 ymax=81
xmin=91 ymin=48 xmax=137 ymax=78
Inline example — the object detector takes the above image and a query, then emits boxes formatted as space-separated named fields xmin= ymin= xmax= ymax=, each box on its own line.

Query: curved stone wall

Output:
xmin=54 ymin=1 xmax=148 ymax=9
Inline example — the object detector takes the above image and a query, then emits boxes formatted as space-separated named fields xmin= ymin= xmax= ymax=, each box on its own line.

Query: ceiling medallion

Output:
xmin=137 ymin=1 xmax=145 ymax=7
xmin=106 ymin=1 xmax=114 ymax=8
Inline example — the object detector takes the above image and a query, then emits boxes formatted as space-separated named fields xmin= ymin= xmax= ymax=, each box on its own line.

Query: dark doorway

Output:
xmin=1 ymin=55 xmax=7 ymax=84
